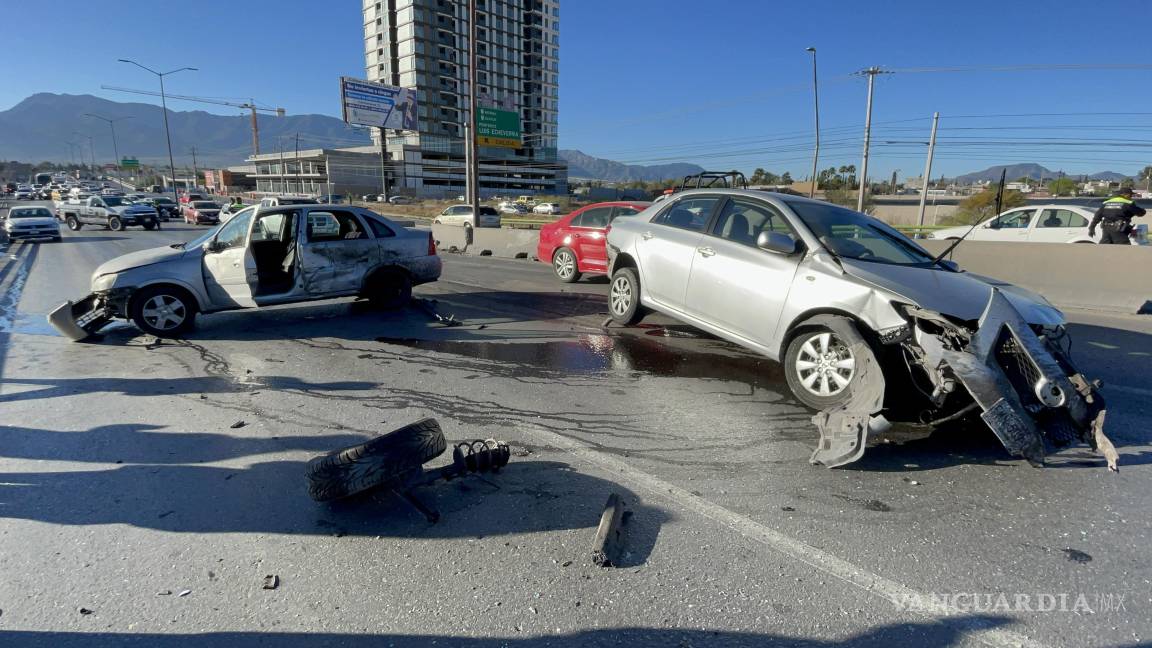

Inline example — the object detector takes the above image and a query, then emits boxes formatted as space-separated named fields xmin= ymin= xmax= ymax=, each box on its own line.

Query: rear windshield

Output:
xmin=479 ymin=207 xmax=499 ymax=215
xmin=192 ymin=201 xmax=219 ymax=209
xmin=9 ymin=208 xmax=52 ymax=219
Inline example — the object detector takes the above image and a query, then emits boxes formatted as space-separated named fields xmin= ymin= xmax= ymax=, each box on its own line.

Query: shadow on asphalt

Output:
xmin=0 ymin=458 xmax=665 ymax=558
xmin=0 ymin=618 xmax=1020 ymax=647
xmin=0 ymin=375 xmax=376 ymax=403
xmin=54 ymin=235 xmax=132 ymax=243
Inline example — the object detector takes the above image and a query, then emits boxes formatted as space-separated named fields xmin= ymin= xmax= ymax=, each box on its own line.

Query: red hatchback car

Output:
xmin=537 ymin=201 xmax=651 ymax=282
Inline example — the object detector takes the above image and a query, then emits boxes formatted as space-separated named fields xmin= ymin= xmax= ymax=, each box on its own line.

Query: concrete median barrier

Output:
xmin=920 ymin=240 xmax=1152 ymax=314
xmin=431 ymin=224 xmax=540 ymax=259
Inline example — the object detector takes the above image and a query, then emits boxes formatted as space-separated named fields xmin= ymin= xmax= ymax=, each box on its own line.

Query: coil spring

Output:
xmin=450 ymin=439 xmax=510 ymax=476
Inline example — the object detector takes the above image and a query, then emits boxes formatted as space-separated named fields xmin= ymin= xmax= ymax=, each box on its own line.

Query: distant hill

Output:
xmin=956 ymin=163 xmax=1131 ymax=184
xmin=559 ymin=149 xmax=704 ymax=182
xmin=0 ymin=93 xmax=371 ymax=167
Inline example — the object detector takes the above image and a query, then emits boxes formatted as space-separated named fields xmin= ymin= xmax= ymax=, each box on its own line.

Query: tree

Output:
xmin=780 ymin=172 xmax=792 ymax=185
xmin=1139 ymin=165 xmax=1152 ymax=191
xmin=942 ymin=188 xmax=1028 ymax=225
xmin=1048 ymin=177 xmax=1077 ymax=197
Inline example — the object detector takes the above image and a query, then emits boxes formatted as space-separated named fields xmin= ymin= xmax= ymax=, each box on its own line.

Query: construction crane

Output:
xmin=100 ymin=85 xmax=285 ymax=156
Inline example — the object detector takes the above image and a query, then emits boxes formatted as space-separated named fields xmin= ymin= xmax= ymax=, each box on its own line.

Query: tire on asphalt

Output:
xmin=306 ymin=418 xmax=448 ymax=502
xmin=783 ymin=318 xmax=878 ymax=411
xmin=108 ymin=216 xmax=124 ymax=231
xmin=608 ymin=267 xmax=644 ymax=325
xmin=142 ymin=221 xmax=156 ymax=231
xmin=364 ymin=269 xmax=413 ymax=309
xmin=552 ymin=247 xmax=581 ymax=283
xmin=66 ymin=216 xmax=81 ymax=231
xmin=129 ymin=284 xmax=198 ymax=337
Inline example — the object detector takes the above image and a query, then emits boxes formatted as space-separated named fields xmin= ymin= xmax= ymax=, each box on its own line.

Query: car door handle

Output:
xmin=697 ymin=246 xmax=715 ymax=257
xmin=641 ymin=231 xmax=654 ymax=240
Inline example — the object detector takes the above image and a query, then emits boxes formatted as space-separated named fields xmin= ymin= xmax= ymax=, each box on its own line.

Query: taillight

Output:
xmin=428 ymin=232 xmax=437 ymax=256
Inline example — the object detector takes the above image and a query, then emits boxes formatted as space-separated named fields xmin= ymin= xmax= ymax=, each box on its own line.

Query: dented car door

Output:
xmin=298 ymin=208 xmax=380 ymax=295
xmin=201 ymin=208 xmax=258 ymax=308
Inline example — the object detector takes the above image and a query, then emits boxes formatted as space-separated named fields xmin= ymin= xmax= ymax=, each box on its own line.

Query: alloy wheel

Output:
xmin=794 ymin=332 xmax=856 ymax=397
xmin=141 ymin=294 xmax=187 ymax=331
xmin=554 ymin=250 xmax=576 ymax=279
xmin=610 ymin=275 xmax=633 ymax=316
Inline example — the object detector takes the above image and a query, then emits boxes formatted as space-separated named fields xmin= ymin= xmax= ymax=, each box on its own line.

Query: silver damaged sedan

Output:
xmin=605 ymin=189 xmax=1118 ymax=470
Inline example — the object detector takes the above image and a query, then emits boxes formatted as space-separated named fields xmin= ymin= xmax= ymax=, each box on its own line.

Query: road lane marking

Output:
xmin=528 ymin=424 xmax=1048 ymax=648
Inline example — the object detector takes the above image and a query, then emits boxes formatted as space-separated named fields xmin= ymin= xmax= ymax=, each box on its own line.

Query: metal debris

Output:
xmin=178 ymin=590 xmax=191 ymax=597
xmin=157 ymin=590 xmax=172 ymax=596
xmin=591 ymin=493 xmax=627 ymax=568
xmin=230 ymin=421 xmax=246 ymax=429
xmin=262 ymin=575 xmax=279 ymax=590
xmin=78 ymin=607 xmax=94 ymax=615
xmin=411 ymin=297 xmax=463 ymax=327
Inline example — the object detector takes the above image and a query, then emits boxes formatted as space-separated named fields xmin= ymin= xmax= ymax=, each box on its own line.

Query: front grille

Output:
xmin=994 ymin=327 xmax=1043 ymax=409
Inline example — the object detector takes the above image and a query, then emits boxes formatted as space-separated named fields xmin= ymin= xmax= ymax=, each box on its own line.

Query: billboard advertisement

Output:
xmin=476 ymin=106 xmax=522 ymax=148
xmin=340 ymin=77 xmax=418 ymax=131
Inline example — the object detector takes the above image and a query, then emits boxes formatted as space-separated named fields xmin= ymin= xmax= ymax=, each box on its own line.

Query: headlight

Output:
xmin=92 ymin=273 xmax=118 ymax=292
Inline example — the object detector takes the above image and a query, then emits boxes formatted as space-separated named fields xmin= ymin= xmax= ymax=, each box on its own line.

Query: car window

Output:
xmin=1039 ymin=209 xmax=1088 ymax=228
xmin=214 ymin=209 xmax=254 ymax=250
xmin=787 ymin=200 xmax=937 ymax=267
xmin=479 ymin=207 xmax=499 ymax=216
xmin=251 ymin=210 xmax=293 ymax=242
xmin=711 ymin=198 xmax=794 ymax=247
xmin=995 ymin=209 xmax=1035 ymax=229
xmin=611 ymin=206 xmax=641 ymax=221
xmin=364 ymin=215 xmax=395 ymax=238
xmin=651 ymin=197 xmax=720 ymax=232
xmin=575 ymin=207 xmax=612 ymax=228
xmin=307 ymin=210 xmax=366 ymax=242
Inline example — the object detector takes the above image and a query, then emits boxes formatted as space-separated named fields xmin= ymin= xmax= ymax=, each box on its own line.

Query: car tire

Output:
xmin=608 ymin=267 xmax=644 ymax=325
xmin=366 ymin=270 xmax=413 ymax=309
xmin=51 ymin=236 xmax=62 ymax=242
xmin=552 ymin=247 xmax=581 ymax=283
xmin=142 ymin=221 xmax=156 ymax=231
xmin=783 ymin=320 xmax=877 ymax=411
xmin=129 ymin=285 xmax=197 ymax=338
xmin=108 ymin=216 xmax=124 ymax=231
xmin=305 ymin=418 xmax=447 ymax=502
xmin=66 ymin=216 xmax=81 ymax=231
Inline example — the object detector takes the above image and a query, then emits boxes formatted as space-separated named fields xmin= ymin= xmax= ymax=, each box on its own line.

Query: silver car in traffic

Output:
xmin=606 ymin=189 xmax=1117 ymax=470
xmin=49 ymin=205 xmax=441 ymax=340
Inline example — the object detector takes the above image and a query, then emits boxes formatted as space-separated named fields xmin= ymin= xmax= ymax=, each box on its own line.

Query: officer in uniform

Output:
xmin=1089 ymin=187 xmax=1146 ymax=245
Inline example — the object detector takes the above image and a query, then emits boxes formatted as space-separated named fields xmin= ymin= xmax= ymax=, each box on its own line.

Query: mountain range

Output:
xmin=0 ymin=93 xmax=371 ymax=168
xmin=0 ymin=94 xmax=1137 ymax=184
xmin=954 ymin=163 xmax=1128 ymax=184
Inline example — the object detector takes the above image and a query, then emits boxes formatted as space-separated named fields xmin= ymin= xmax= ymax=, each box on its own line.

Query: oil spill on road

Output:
xmin=380 ymin=330 xmax=790 ymax=393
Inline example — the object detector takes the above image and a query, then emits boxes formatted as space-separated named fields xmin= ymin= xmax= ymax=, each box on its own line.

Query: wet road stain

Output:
xmin=377 ymin=331 xmax=790 ymax=393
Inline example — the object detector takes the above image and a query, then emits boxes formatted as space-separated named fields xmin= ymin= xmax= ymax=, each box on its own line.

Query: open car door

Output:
xmin=201 ymin=207 xmax=259 ymax=308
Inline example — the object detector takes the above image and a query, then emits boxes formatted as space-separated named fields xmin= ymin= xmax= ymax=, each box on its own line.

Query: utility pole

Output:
xmin=805 ymin=47 xmax=820 ymax=198
xmin=465 ymin=0 xmax=480 ymax=212
xmin=855 ymin=66 xmax=890 ymax=212
xmin=294 ymin=133 xmax=302 ymax=195
xmin=917 ymin=111 xmax=940 ymax=228
xmin=278 ymin=137 xmax=287 ymax=194
xmin=189 ymin=146 xmax=199 ymax=191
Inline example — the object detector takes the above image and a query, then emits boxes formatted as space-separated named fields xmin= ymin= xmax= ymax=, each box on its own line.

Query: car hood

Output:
xmin=94 ymin=245 xmax=186 ymax=277
xmin=109 ymin=205 xmax=157 ymax=215
xmin=6 ymin=217 xmax=57 ymax=228
xmin=838 ymin=259 xmax=1064 ymax=326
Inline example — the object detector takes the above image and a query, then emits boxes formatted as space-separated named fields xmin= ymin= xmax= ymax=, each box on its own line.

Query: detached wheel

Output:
xmin=552 ymin=247 xmax=581 ymax=283
xmin=108 ymin=216 xmax=124 ymax=231
xmin=608 ymin=267 xmax=643 ymax=325
xmin=784 ymin=321 xmax=876 ymax=410
xmin=306 ymin=418 xmax=447 ymax=501
xmin=366 ymin=271 xmax=413 ymax=309
xmin=66 ymin=216 xmax=81 ymax=231
xmin=129 ymin=285 xmax=197 ymax=337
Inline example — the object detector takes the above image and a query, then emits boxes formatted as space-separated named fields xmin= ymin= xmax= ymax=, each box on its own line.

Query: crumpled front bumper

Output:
xmin=46 ymin=289 xmax=132 ymax=341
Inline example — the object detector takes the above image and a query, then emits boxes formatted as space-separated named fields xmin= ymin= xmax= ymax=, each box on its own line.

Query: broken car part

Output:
xmin=591 ymin=493 xmax=628 ymax=568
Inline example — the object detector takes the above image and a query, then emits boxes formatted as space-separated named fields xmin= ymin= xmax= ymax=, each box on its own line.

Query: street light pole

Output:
xmin=118 ymin=59 xmax=196 ymax=202
xmin=85 ymin=114 xmax=132 ymax=186
xmin=805 ymin=47 xmax=820 ymax=199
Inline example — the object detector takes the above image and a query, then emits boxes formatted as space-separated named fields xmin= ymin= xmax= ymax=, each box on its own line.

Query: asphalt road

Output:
xmin=0 ymin=214 xmax=1150 ymax=647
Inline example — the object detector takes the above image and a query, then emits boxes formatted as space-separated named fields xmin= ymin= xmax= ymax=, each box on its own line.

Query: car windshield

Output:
xmin=9 ymin=208 xmax=51 ymax=219
xmin=154 ymin=198 xmax=175 ymax=205
xmin=787 ymin=200 xmax=938 ymax=266
xmin=102 ymin=197 xmax=125 ymax=206
xmin=176 ymin=225 xmax=222 ymax=250
xmin=192 ymin=201 xmax=218 ymax=209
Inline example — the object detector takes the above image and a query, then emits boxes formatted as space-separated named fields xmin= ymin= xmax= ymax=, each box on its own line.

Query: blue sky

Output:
xmin=4 ymin=0 xmax=1151 ymax=179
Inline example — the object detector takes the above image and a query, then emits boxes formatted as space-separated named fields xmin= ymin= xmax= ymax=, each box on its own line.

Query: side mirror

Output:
xmin=756 ymin=231 xmax=799 ymax=255
xmin=986 ymin=220 xmax=1000 ymax=229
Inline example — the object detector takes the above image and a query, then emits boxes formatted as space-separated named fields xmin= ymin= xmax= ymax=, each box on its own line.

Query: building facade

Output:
xmin=246 ymin=147 xmax=387 ymax=198
xmin=362 ymin=0 xmax=566 ymax=198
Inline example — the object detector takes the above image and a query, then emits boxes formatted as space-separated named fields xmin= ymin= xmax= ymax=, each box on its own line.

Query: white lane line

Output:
xmin=529 ymin=424 xmax=1048 ymax=648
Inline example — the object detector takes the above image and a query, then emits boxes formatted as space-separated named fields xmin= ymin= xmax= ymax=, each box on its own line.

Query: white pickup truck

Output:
xmin=59 ymin=196 xmax=160 ymax=231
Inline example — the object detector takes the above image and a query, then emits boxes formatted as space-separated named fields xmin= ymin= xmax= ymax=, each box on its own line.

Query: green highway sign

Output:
xmin=120 ymin=158 xmax=140 ymax=169
xmin=476 ymin=107 xmax=522 ymax=148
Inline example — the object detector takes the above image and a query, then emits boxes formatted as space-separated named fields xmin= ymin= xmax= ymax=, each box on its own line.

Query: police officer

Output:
xmin=1089 ymin=187 xmax=1146 ymax=244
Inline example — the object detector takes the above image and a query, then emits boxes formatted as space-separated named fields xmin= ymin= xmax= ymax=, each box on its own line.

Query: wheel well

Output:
xmin=779 ymin=309 xmax=872 ymax=360
xmin=611 ymin=252 xmax=638 ymax=275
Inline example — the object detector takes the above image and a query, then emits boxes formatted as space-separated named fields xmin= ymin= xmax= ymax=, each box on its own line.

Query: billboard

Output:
xmin=340 ymin=77 xmax=418 ymax=131
xmin=476 ymin=107 xmax=522 ymax=148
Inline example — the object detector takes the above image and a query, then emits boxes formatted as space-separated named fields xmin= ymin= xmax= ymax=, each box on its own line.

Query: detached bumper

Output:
xmin=46 ymin=291 xmax=120 ymax=341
